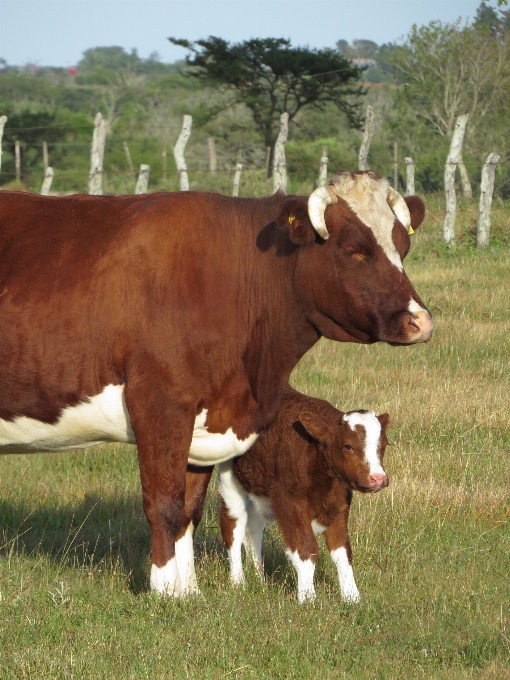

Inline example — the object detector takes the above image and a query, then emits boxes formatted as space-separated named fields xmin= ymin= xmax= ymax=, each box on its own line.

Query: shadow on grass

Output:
xmin=0 ymin=491 xmax=297 ymax=597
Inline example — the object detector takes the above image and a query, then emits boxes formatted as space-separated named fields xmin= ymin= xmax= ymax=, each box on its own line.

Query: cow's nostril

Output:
xmin=369 ymin=473 xmax=387 ymax=486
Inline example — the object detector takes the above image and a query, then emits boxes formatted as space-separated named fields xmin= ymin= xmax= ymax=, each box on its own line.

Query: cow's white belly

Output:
xmin=0 ymin=383 xmax=258 ymax=465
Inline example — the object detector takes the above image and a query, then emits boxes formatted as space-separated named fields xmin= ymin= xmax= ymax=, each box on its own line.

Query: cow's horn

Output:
xmin=386 ymin=186 xmax=411 ymax=230
xmin=307 ymin=186 xmax=338 ymax=240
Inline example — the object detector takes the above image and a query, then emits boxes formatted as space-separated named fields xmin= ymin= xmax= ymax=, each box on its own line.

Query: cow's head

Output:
xmin=298 ymin=408 xmax=389 ymax=493
xmin=276 ymin=171 xmax=432 ymax=345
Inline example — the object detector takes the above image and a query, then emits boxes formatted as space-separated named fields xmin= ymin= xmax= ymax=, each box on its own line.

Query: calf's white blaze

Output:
xmin=174 ymin=523 xmax=200 ymax=595
xmin=343 ymin=411 xmax=385 ymax=476
xmin=330 ymin=547 xmax=360 ymax=602
xmin=0 ymin=384 xmax=258 ymax=465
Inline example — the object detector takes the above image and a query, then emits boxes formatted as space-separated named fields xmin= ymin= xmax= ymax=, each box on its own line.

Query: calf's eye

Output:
xmin=343 ymin=444 xmax=353 ymax=451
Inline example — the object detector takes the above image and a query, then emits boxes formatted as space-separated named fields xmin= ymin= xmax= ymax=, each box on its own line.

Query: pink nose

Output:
xmin=369 ymin=473 xmax=388 ymax=487
xmin=407 ymin=311 xmax=433 ymax=343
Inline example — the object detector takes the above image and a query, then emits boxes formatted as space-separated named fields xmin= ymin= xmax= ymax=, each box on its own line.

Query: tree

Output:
xmin=336 ymin=39 xmax=379 ymax=60
xmin=168 ymin=37 xmax=364 ymax=161
xmin=388 ymin=20 xmax=510 ymax=138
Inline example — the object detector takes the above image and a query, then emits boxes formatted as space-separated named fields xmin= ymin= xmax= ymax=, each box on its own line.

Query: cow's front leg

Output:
xmin=126 ymin=378 xmax=195 ymax=597
xmin=324 ymin=504 xmax=360 ymax=603
xmin=174 ymin=464 xmax=214 ymax=595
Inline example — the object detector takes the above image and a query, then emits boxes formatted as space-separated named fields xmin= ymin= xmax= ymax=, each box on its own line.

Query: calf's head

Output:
xmin=299 ymin=408 xmax=389 ymax=493
xmin=277 ymin=170 xmax=433 ymax=346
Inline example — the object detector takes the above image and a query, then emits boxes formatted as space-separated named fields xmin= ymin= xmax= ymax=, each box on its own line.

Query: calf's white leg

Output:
xmin=286 ymin=550 xmax=316 ymax=603
xmin=218 ymin=462 xmax=250 ymax=586
xmin=330 ymin=546 xmax=360 ymax=602
xmin=244 ymin=501 xmax=266 ymax=580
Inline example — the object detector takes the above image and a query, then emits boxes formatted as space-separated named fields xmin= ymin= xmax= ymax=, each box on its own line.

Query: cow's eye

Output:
xmin=343 ymin=247 xmax=366 ymax=261
xmin=343 ymin=444 xmax=353 ymax=451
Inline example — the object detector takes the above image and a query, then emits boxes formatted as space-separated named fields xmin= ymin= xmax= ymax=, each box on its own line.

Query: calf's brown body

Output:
xmin=219 ymin=387 xmax=389 ymax=602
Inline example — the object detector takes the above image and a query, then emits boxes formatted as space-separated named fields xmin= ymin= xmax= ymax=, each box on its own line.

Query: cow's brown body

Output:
xmin=0 ymin=172 xmax=432 ymax=596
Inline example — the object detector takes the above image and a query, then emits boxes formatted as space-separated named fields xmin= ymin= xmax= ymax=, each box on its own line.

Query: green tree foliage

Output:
xmin=168 ymin=37 xmax=365 ymax=152
xmin=76 ymin=47 xmax=176 ymax=85
xmin=387 ymin=19 xmax=510 ymax=138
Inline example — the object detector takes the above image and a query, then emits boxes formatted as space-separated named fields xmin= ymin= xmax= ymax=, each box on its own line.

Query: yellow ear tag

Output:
xmin=408 ymin=225 xmax=414 ymax=235
xmin=288 ymin=215 xmax=296 ymax=224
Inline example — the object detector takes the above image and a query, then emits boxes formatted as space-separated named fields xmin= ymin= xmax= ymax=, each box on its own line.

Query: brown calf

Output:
xmin=219 ymin=388 xmax=389 ymax=603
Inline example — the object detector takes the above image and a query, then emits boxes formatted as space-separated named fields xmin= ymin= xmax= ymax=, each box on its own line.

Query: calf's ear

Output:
xmin=276 ymin=197 xmax=316 ymax=245
xmin=298 ymin=410 xmax=332 ymax=442
xmin=377 ymin=413 xmax=390 ymax=430
xmin=404 ymin=196 xmax=425 ymax=233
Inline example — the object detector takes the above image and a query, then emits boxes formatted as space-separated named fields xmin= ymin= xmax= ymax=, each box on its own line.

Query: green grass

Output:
xmin=1 ymin=200 xmax=509 ymax=678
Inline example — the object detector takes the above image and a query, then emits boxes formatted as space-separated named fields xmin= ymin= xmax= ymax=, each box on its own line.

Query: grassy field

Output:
xmin=0 ymin=196 xmax=509 ymax=678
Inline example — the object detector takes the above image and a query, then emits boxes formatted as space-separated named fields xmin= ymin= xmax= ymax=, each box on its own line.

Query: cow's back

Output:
xmin=0 ymin=191 xmax=288 ymax=426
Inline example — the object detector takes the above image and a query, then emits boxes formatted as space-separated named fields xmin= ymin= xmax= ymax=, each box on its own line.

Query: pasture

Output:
xmin=0 ymin=196 xmax=509 ymax=679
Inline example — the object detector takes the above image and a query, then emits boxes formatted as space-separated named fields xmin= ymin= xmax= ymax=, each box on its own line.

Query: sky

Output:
xmin=0 ymin=0 xmax=491 ymax=67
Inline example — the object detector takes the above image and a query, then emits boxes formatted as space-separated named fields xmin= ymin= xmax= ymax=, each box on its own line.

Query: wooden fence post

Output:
xmin=405 ymin=157 xmax=415 ymax=196
xmin=174 ymin=115 xmax=192 ymax=191
xmin=0 ymin=115 xmax=7 ymax=184
xmin=318 ymin=146 xmax=328 ymax=187
xmin=232 ymin=163 xmax=243 ymax=197
xmin=161 ymin=148 xmax=167 ymax=184
xmin=15 ymin=140 xmax=21 ymax=183
xmin=443 ymin=113 xmax=469 ymax=246
xmin=358 ymin=105 xmax=374 ymax=171
xmin=476 ymin=152 xmax=500 ymax=247
xmin=264 ymin=146 xmax=271 ymax=177
xmin=40 ymin=167 xmax=54 ymax=195
xmin=123 ymin=140 xmax=134 ymax=173
xmin=42 ymin=141 xmax=49 ymax=173
xmin=393 ymin=142 xmax=399 ymax=190
xmin=135 ymin=164 xmax=150 ymax=194
xmin=208 ymin=137 xmax=217 ymax=174
xmin=272 ymin=112 xmax=289 ymax=194
xmin=459 ymin=157 xmax=472 ymax=198
xmin=88 ymin=112 xmax=107 ymax=195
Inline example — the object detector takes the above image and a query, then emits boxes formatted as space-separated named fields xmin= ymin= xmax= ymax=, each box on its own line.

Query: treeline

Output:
xmin=0 ymin=1 xmax=509 ymax=196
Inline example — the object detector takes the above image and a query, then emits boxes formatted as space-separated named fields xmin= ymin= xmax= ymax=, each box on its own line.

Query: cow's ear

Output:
xmin=276 ymin=197 xmax=316 ymax=245
xmin=298 ymin=410 xmax=332 ymax=442
xmin=404 ymin=196 xmax=425 ymax=233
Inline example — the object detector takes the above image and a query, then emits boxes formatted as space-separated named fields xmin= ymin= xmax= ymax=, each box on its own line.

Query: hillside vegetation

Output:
xmin=1 ymin=2 xmax=510 ymax=197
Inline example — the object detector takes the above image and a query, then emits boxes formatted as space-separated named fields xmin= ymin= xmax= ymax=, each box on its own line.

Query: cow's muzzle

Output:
xmin=406 ymin=310 xmax=433 ymax=343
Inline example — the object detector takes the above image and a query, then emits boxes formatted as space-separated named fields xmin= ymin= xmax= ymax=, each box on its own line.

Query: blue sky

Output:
xmin=0 ymin=0 xmax=491 ymax=67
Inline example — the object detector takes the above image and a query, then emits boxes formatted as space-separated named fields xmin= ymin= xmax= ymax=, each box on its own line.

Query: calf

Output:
xmin=218 ymin=388 xmax=389 ymax=603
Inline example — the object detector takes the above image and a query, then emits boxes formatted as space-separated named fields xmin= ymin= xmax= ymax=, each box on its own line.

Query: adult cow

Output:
xmin=0 ymin=170 xmax=432 ymax=597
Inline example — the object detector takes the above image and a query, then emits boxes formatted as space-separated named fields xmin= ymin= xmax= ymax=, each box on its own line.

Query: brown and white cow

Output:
xmin=0 ymin=171 xmax=431 ymax=597
xmin=219 ymin=387 xmax=389 ymax=603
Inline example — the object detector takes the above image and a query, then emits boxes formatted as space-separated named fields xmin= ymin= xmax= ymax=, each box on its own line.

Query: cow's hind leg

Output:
xmin=125 ymin=372 xmax=195 ymax=598
xmin=175 ymin=464 xmax=213 ymax=595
